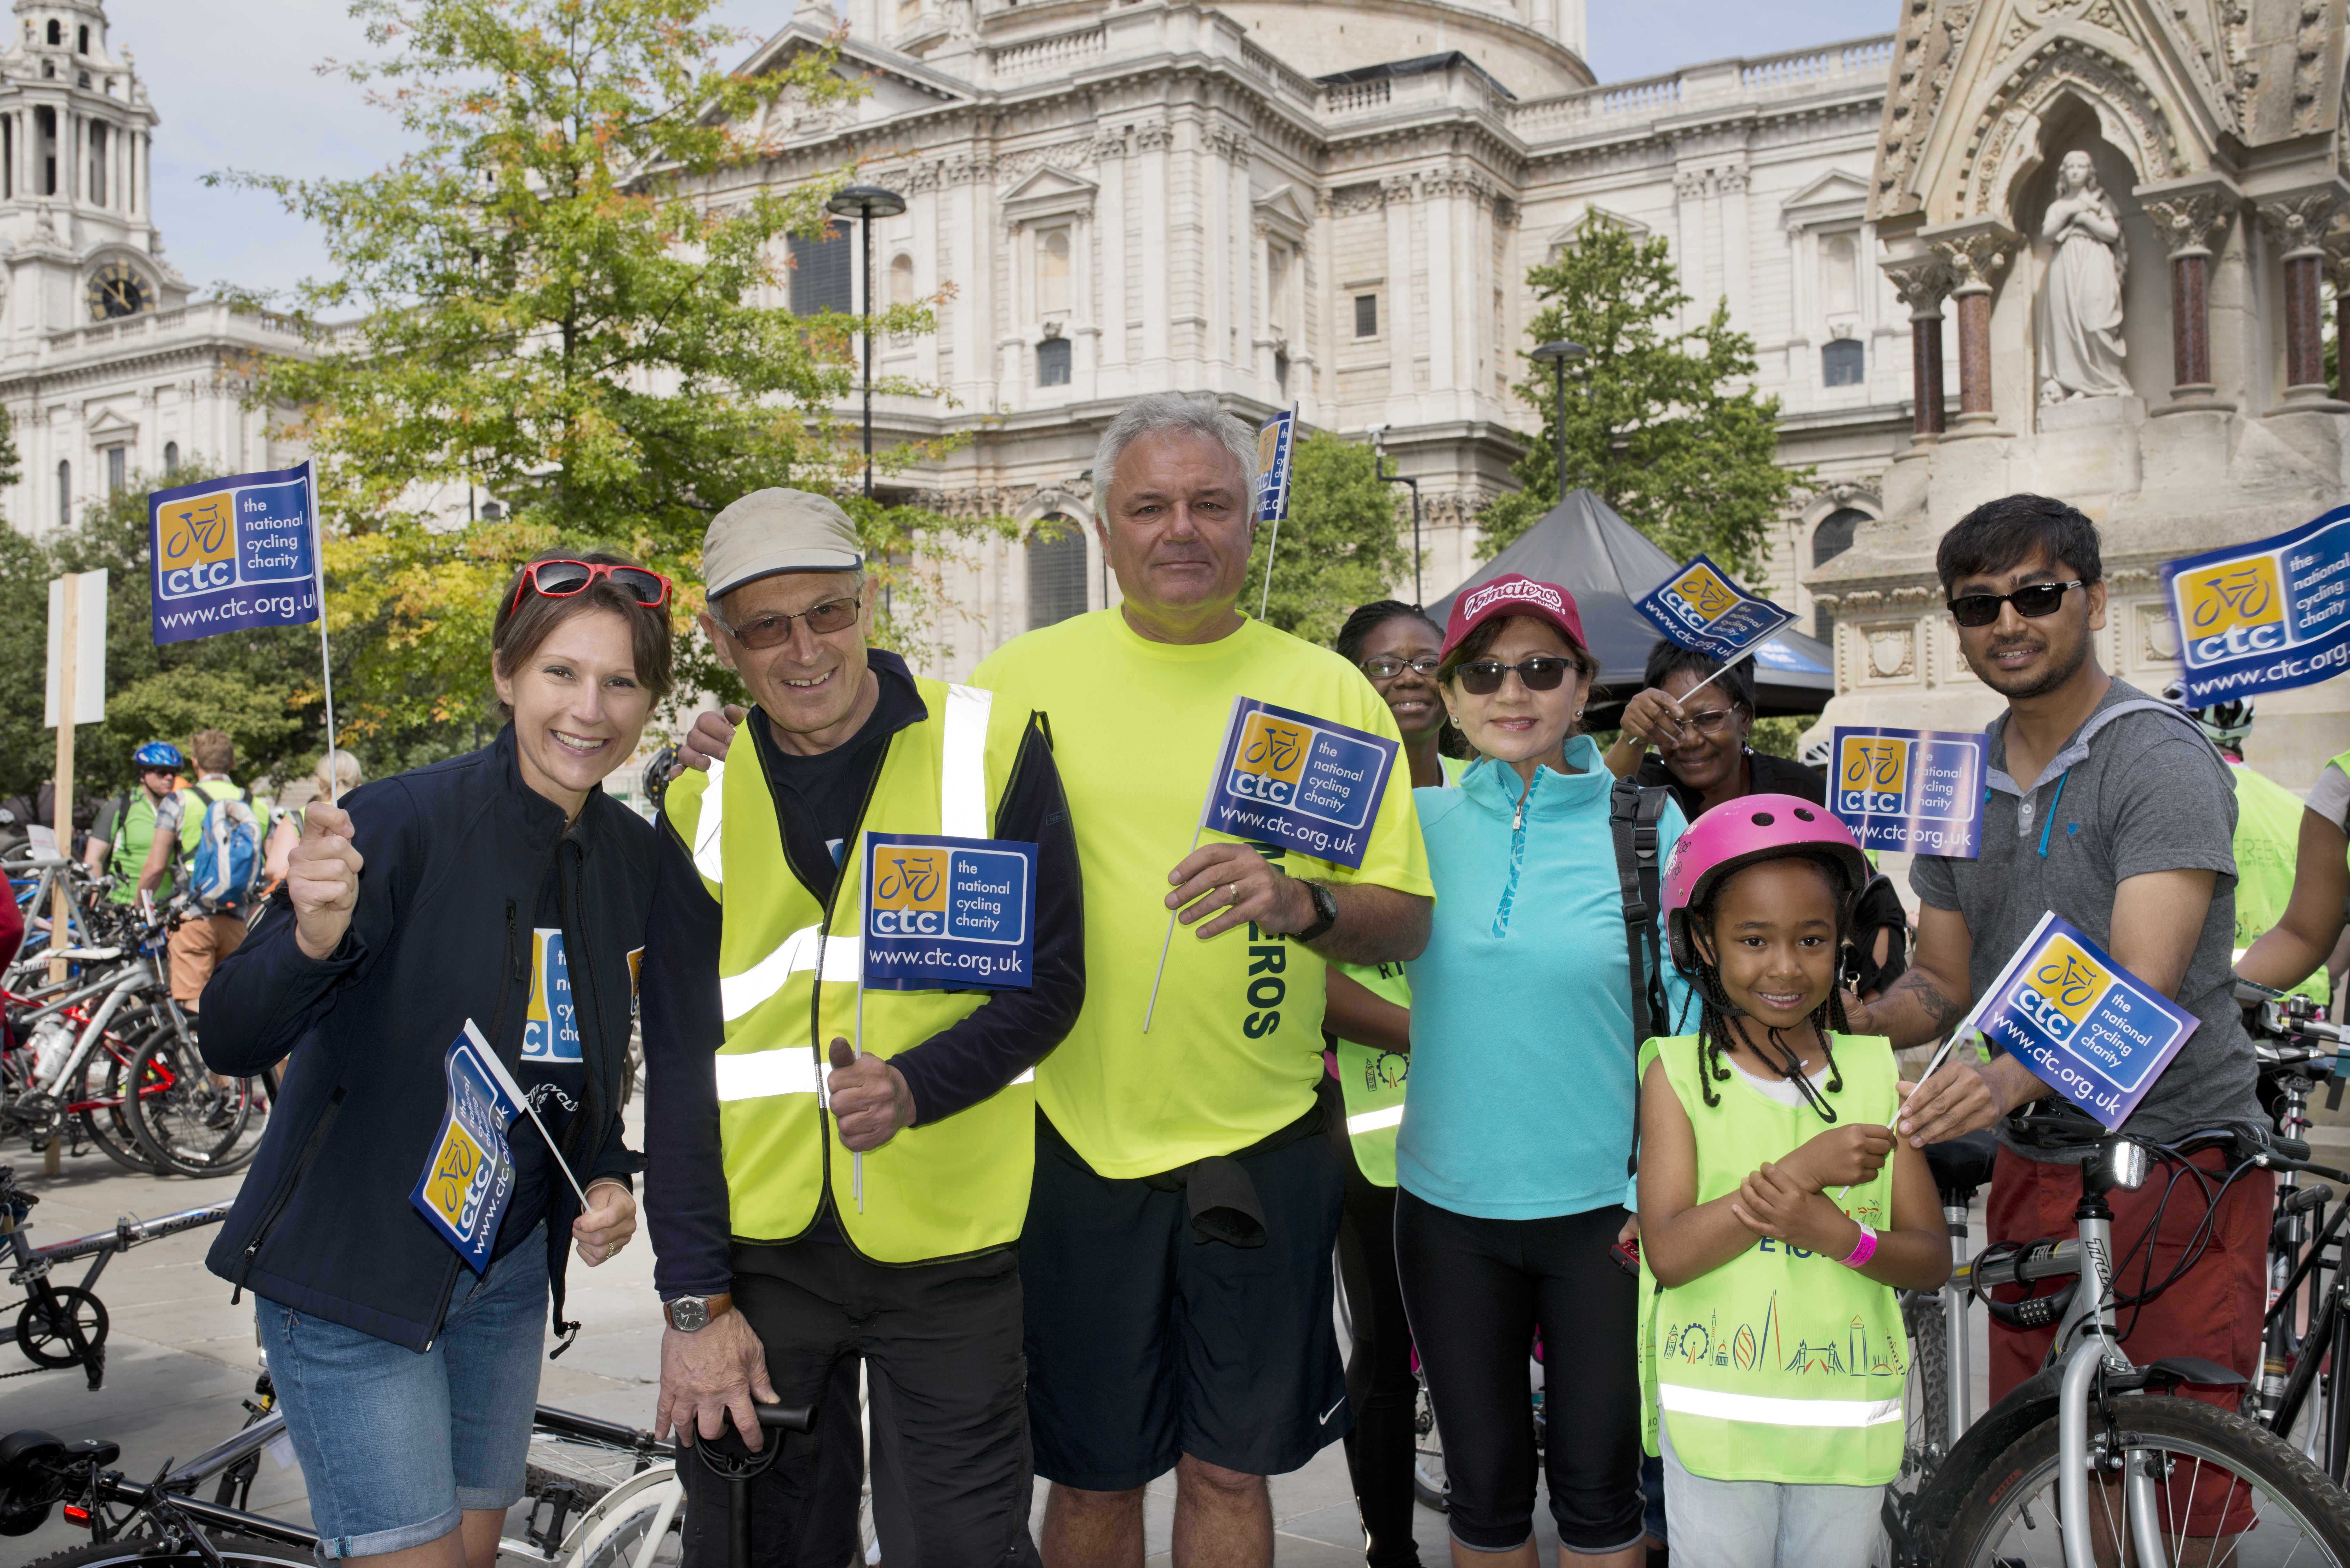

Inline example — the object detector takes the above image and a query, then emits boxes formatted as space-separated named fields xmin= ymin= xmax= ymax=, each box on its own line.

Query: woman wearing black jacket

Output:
xmin=202 ymin=552 xmax=674 ymax=1568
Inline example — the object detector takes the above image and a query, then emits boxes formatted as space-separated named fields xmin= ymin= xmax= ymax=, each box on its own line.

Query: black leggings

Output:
xmin=1332 ymin=1127 xmax=1424 ymax=1568
xmin=1394 ymin=1190 xmax=1643 ymax=1555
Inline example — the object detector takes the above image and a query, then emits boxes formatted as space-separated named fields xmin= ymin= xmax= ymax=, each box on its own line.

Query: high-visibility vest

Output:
xmin=1638 ymin=1030 xmax=1907 ymax=1486
xmin=660 ymin=679 xmax=1041 ymax=1264
xmin=2229 ymin=759 xmax=2328 ymax=1004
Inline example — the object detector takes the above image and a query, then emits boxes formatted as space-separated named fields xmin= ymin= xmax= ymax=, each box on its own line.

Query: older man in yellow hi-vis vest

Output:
xmin=641 ymin=488 xmax=1082 ymax=1564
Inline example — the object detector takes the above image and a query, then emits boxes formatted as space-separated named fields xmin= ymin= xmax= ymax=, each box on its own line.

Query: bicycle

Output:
xmin=1884 ymin=1120 xmax=2350 ymax=1565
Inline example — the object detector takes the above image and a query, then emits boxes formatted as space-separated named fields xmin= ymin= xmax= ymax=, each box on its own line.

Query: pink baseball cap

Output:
xmin=1439 ymin=574 xmax=1588 ymax=662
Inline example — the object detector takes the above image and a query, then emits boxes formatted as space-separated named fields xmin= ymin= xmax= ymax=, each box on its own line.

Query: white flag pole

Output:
xmin=306 ymin=463 xmax=341 ymax=804
xmin=1144 ymin=697 xmax=1243 ymax=1034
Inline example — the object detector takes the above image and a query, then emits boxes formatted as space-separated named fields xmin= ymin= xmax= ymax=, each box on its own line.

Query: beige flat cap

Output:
xmin=702 ymin=488 xmax=863 ymax=598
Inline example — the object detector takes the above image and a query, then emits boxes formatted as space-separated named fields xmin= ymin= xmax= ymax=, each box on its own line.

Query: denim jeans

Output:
xmin=258 ymin=1224 xmax=548 ymax=1559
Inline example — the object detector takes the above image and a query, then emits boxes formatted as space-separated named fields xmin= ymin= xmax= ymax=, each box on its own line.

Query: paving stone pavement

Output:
xmin=1 ymin=1108 xmax=1458 ymax=1565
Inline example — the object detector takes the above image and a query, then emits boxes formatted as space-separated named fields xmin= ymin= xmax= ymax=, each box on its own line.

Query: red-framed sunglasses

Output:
xmin=507 ymin=559 xmax=673 ymax=615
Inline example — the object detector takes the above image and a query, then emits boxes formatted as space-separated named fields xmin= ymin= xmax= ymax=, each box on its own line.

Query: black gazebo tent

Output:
xmin=1423 ymin=489 xmax=1834 ymax=725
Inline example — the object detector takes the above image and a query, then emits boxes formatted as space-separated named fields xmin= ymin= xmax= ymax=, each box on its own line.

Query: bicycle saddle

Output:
xmin=1924 ymin=1132 xmax=1998 ymax=1199
xmin=0 ymin=1429 xmax=66 ymax=1536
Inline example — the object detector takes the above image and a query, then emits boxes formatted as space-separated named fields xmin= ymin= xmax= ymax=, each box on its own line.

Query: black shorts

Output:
xmin=1022 ymin=1118 xmax=1350 ymax=1491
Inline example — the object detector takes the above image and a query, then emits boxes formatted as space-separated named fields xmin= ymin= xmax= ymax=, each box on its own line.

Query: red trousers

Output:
xmin=1985 ymin=1145 xmax=2272 ymax=1534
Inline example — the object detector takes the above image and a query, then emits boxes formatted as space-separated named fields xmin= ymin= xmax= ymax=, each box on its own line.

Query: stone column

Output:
xmin=1922 ymin=219 xmax=2017 ymax=434
xmin=1881 ymin=253 xmax=1954 ymax=436
xmin=2256 ymin=189 xmax=2344 ymax=400
xmin=2328 ymin=228 xmax=2350 ymax=403
xmin=2137 ymin=176 xmax=2237 ymax=406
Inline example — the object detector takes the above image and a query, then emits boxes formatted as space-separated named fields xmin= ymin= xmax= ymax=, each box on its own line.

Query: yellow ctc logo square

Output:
xmin=1836 ymin=736 xmax=1909 ymax=814
xmin=1231 ymin=713 xmax=1310 ymax=806
xmin=2181 ymin=556 xmax=2287 ymax=662
xmin=1667 ymin=564 xmax=1740 ymax=627
xmin=155 ymin=491 xmax=238 ymax=599
xmin=872 ymin=848 xmax=947 ymax=936
xmin=2021 ymin=936 xmax=2107 ymax=1041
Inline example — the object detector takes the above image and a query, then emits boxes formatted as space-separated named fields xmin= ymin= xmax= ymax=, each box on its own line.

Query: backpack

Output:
xmin=187 ymin=786 xmax=263 ymax=913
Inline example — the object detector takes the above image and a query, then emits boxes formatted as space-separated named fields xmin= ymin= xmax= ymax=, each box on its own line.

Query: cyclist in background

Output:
xmin=84 ymin=741 xmax=186 ymax=904
xmin=2234 ymin=717 xmax=2350 ymax=1007
xmin=137 ymin=729 xmax=254 ymax=1014
xmin=1325 ymin=599 xmax=1462 ymax=1568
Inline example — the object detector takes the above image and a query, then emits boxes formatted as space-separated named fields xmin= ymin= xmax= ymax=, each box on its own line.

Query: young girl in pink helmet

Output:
xmin=1634 ymin=795 xmax=1949 ymax=1567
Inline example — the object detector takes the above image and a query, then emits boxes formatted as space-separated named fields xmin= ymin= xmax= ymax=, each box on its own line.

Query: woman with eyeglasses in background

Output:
xmin=1604 ymin=642 xmax=1824 ymax=822
xmin=1396 ymin=576 xmax=1693 ymax=1568
xmin=199 ymin=549 xmax=674 ymax=1568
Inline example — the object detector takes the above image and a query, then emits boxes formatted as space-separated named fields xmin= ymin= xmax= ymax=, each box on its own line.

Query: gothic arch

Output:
xmin=1967 ymin=37 xmax=2183 ymax=220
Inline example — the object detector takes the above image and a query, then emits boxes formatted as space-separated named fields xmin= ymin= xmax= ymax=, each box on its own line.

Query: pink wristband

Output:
xmin=1840 ymin=1223 xmax=1878 ymax=1270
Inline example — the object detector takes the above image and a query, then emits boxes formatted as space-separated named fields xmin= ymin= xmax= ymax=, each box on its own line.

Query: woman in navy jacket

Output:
xmin=202 ymin=552 xmax=673 ymax=1566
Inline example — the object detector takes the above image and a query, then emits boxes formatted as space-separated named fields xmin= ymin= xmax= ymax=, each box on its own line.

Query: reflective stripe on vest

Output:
xmin=1346 ymin=1105 xmax=1404 ymax=1135
xmin=720 ymin=924 xmax=860 ymax=1023
xmin=1656 ymin=1385 xmax=1905 ymax=1429
xmin=941 ymin=684 xmax=989 ymax=837
xmin=693 ymin=759 xmax=728 ymax=886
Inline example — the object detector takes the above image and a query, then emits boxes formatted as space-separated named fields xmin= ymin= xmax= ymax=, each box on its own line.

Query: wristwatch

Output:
xmin=663 ymin=1292 xmax=733 ymax=1332
xmin=1292 ymin=880 xmax=1338 ymax=944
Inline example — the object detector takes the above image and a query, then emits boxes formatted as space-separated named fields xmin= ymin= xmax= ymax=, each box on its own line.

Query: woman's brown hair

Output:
xmin=491 ymin=550 xmax=677 ymax=720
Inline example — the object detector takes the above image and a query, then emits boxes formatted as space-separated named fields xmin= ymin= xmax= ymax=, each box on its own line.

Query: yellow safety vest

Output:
xmin=661 ymin=678 xmax=1042 ymax=1264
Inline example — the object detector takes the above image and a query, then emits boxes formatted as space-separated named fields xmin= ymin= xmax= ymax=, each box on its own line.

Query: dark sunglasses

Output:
xmin=509 ymin=559 xmax=672 ymax=615
xmin=719 ymin=596 xmax=862 ymax=650
xmin=1455 ymin=657 xmax=1574 ymax=696
xmin=1945 ymin=580 xmax=2083 ymax=628
xmin=1362 ymin=655 xmax=1442 ymax=680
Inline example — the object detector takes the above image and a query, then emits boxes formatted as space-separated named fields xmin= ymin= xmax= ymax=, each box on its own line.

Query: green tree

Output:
xmin=1246 ymin=431 xmax=1413 ymax=647
xmin=1483 ymin=219 xmax=1810 ymax=579
xmin=226 ymin=0 xmax=1009 ymax=735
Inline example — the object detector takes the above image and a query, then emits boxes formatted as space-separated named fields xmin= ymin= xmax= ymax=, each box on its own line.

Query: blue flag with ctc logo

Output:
xmin=2162 ymin=505 xmax=2350 ymax=705
xmin=409 ymin=1021 xmax=524 ymax=1272
xmin=148 ymin=461 xmax=322 ymax=646
xmin=1828 ymin=726 xmax=1988 ymax=858
xmin=1957 ymin=912 xmax=2200 ymax=1130
xmin=1198 ymin=696 xmax=1400 ymax=870
xmin=861 ymin=832 xmax=1037 ymax=991
xmin=1634 ymin=553 xmax=1796 ymax=664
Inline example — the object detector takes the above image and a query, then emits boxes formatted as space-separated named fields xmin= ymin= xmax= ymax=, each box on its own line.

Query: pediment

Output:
xmin=1547 ymin=205 xmax=1649 ymax=257
xmin=86 ymin=407 xmax=138 ymax=440
xmin=1253 ymin=183 xmax=1313 ymax=240
xmin=1001 ymin=164 xmax=1097 ymax=224
xmin=1784 ymin=169 xmax=1872 ymax=214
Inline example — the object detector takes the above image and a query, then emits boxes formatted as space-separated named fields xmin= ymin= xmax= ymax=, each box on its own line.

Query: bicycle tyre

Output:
xmin=1899 ymin=1291 xmax=1950 ymax=1480
xmin=23 ymin=1534 xmax=315 ymax=1568
xmin=566 ymin=1465 xmax=687 ymax=1568
xmin=72 ymin=1037 xmax=163 ymax=1175
xmin=1411 ymin=1378 xmax=1447 ymax=1513
xmin=1939 ymin=1393 xmax=2350 ymax=1566
xmin=127 ymin=1029 xmax=260 ymax=1178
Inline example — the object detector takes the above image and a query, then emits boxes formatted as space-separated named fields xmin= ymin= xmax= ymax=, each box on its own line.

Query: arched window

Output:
xmin=1821 ymin=232 xmax=1858 ymax=315
xmin=87 ymin=121 xmax=104 ymax=206
xmin=76 ymin=24 xmax=87 ymax=54
xmin=163 ymin=441 xmax=178 ymax=474
xmin=888 ymin=253 xmax=916 ymax=309
xmin=1037 ymin=228 xmax=1071 ymax=315
xmin=1821 ymin=338 xmax=1865 ymax=387
xmin=105 ymin=445 xmax=124 ymax=494
xmin=1037 ymin=336 xmax=1072 ymax=387
xmin=1813 ymin=507 xmax=1868 ymax=567
xmin=46 ymin=20 xmax=60 ymax=46
xmin=56 ymin=459 xmax=70 ymax=527
xmin=1027 ymin=516 xmax=1088 ymax=629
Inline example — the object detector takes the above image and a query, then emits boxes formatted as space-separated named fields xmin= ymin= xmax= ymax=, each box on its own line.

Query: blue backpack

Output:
xmin=187 ymin=786 xmax=263 ymax=913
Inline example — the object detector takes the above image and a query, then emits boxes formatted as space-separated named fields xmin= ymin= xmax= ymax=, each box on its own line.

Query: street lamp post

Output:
xmin=825 ymin=184 xmax=908 ymax=501
xmin=1368 ymin=425 xmax=1423 ymax=606
xmin=1528 ymin=339 xmax=1588 ymax=503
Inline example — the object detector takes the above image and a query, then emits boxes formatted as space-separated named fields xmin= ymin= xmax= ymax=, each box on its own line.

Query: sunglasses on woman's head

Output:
xmin=509 ymin=559 xmax=672 ymax=615
xmin=1944 ymin=580 xmax=2083 ymax=628
xmin=1455 ymin=658 xmax=1573 ymax=696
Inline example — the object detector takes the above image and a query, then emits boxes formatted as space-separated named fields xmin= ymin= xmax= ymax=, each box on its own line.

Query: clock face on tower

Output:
xmin=87 ymin=263 xmax=150 ymax=321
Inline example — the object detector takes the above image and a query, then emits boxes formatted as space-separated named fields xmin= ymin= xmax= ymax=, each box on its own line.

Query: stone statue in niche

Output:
xmin=2036 ymin=150 xmax=2132 ymax=401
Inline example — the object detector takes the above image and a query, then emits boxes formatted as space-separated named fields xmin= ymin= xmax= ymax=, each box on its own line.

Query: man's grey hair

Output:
xmin=1092 ymin=394 xmax=1258 ymax=517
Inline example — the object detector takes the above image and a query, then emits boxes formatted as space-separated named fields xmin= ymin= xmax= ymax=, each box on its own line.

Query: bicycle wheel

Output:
xmin=127 ymin=1028 xmax=259 ymax=1177
xmin=25 ymin=1534 xmax=315 ymax=1567
xmin=566 ymin=1466 xmax=686 ymax=1568
xmin=1412 ymin=1376 xmax=1447 ymax=1513
xmin=1899 ymin=1290 xmax=1950 ymax=1479
xmin=72 ymin=1036 xmax=164 ymax=1174
xmin=1940 ymin=1393 xmax=2350 ymax=1565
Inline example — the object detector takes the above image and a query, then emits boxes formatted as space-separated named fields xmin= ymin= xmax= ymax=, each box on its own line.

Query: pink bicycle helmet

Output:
xmin=1662 ymin=794 xmax=1871 ymax=972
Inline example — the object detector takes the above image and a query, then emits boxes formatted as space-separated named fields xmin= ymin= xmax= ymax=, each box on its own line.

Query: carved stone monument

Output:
xmin=2037 ymin=151 xmax=2131 ymax=402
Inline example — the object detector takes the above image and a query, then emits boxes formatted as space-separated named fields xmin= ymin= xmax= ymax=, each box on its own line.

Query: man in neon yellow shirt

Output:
xmin=679 ymin=396 xmax=1432 ymax=1567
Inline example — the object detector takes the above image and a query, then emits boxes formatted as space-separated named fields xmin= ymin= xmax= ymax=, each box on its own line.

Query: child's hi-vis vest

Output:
xmin=1638 ymin=1031 xmax=1908 ymax=1487
xmin=661 ymin=679 xmax=1042 ymax=1264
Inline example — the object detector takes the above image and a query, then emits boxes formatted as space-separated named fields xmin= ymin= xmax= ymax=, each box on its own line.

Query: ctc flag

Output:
xmin=149 ymin=461 xmax=322 ymax=645
xmin=2161 ymin=504 xmax=2350 ymax=705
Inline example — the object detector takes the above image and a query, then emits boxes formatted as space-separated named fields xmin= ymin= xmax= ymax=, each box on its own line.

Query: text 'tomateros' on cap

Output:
xmin=1439 ymin=573 xmax=1587 ymax=662
xmin=701 ymin=488 xmax=864 ymax=600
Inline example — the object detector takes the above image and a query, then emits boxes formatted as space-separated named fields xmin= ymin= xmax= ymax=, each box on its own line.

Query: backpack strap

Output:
xmin=1610 ymin=777 xmax=1671 ymax=1177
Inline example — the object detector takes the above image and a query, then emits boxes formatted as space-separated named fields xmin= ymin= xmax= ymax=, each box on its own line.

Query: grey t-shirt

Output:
xmin=1909 ymin=677 xmax=2263 ymax=1160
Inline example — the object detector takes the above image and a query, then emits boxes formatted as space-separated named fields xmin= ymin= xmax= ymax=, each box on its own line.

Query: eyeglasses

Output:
xmin=508 ymin=559 xmax=672 ymax=615
xmin=1945 ymin=580 xmax=2084 ymax=628
xmin=719 ymin=596 xmax=862 ymax=650
xmin=1677 ymin=706 xmax=1741 ymax=736
xmin=1361 ymin=655 xmax=1441 ymax=680
xmin=1455 ymin=658 xmax=1575 ymax=696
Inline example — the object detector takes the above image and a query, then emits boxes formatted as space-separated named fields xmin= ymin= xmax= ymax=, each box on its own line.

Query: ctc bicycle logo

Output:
xmin=1229 ymin=712 xmax=1311 ymax=805
xmin=155 ymin=491 xmax=238 ymax=599
xmin=1837 ymin=736 xmax=1911 ymax=815
xmin=870 ymin=849 xmax=948 ymax=936
xmin=2015 ymin=937 xmax=2107 ymax=1042
xmin=2181 ymin=557 xmax=2286 ymax=664
xmin=1662 ymin=564 xmax=1741 ymax=631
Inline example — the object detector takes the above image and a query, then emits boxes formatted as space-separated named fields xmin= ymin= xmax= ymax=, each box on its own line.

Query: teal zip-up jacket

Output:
xmin=1398 ymin=736 xmax=1694 ymax=1220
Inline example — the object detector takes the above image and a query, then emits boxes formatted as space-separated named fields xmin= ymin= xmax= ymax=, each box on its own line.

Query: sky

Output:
xmin=112 ymin=0 xmax=1899 ymax=303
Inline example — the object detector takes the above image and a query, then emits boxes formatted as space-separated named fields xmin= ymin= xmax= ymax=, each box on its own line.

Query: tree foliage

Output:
xmin=1483 ymin=220 xmax=1810 ymax=579
xmin=222 ymin=0 xmax=1011 ymax=732
xmin=1246 ymin=431 xmax=1414 ymax=648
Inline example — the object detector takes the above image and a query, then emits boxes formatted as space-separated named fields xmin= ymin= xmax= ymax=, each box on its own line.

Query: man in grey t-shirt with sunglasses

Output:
xmin=1852 ymin=493 xmax=2266 ymax=1426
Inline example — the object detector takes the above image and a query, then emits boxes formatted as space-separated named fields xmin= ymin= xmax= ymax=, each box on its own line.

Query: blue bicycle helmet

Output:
xmin=133 ymin=740 xmax=185 ymax=770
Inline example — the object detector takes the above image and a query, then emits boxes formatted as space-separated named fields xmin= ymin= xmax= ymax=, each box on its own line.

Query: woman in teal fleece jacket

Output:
xmin=1396 ymin=574 xmax=1692 ymax=1568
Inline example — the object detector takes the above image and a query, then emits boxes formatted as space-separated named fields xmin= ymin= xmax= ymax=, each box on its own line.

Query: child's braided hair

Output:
xmin=1686 ymin=854 xmax=1854 ymax=1113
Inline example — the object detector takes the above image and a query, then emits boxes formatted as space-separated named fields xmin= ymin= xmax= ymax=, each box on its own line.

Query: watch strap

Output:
xmin=1294 ymin=880 xmax=1338 ymax=944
